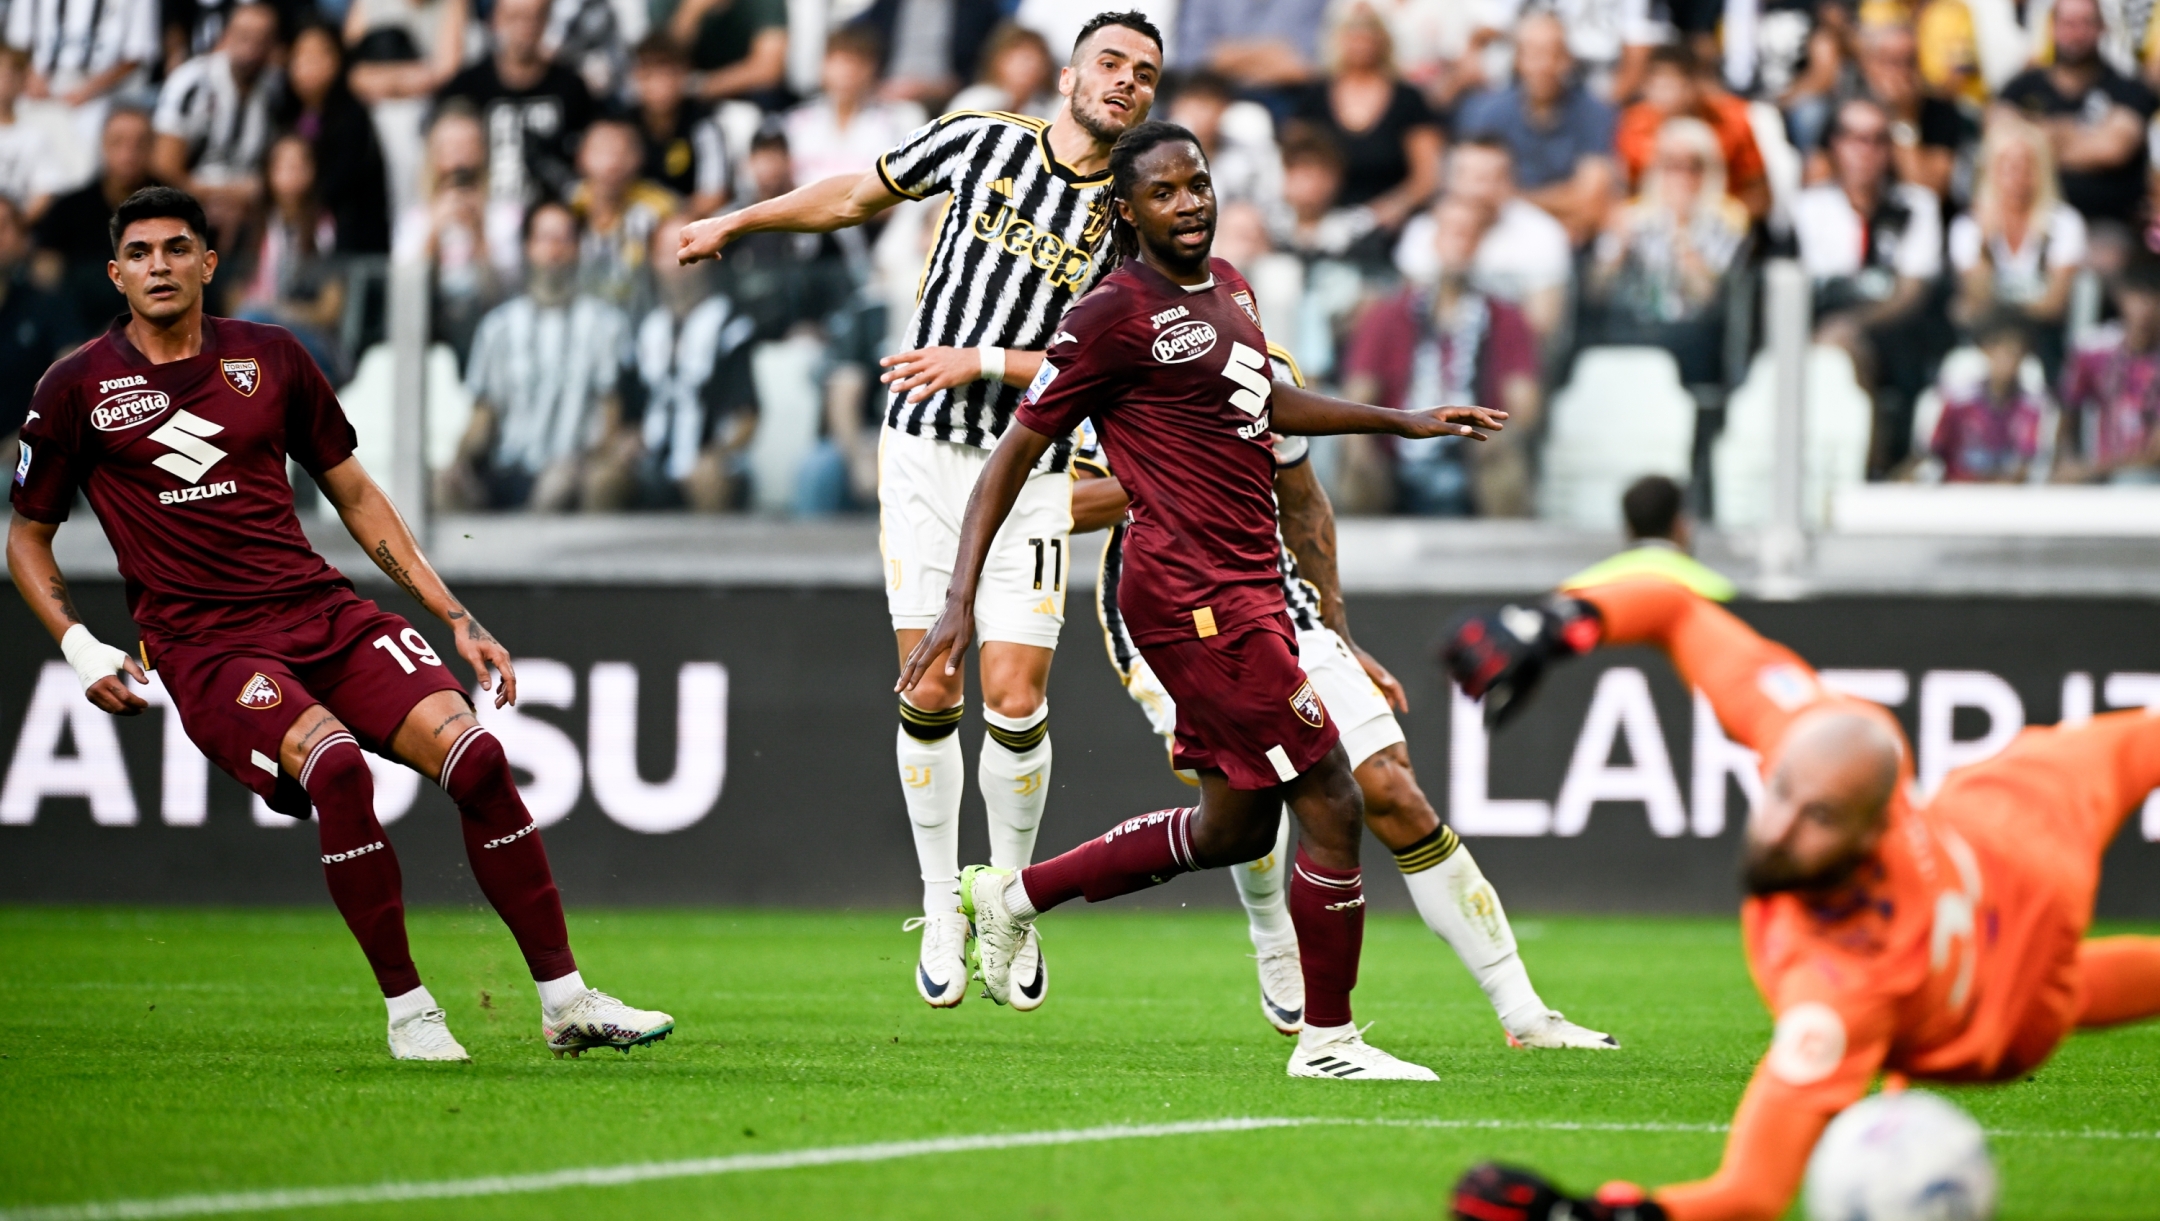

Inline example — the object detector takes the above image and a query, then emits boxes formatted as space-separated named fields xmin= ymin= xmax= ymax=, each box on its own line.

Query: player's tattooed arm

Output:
xmin=372 ymin=539 xmax=427 ymax=607
xmin=1275 ymin=461 xmax=1408 ymax=712
xmin=47 ymin=574 xmax=81 ymax=624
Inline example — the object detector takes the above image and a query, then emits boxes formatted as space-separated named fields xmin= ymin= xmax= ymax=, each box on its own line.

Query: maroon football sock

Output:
xmin=1289 ymin=846 xmax=1364 ymax=1028
xmin=304 ymin=732 xmax=422 ymax=997
xmin=1018 ymin=807 xmax=1197 ymax=912
xmin=440 ymin=726 xmax=577 ymax=982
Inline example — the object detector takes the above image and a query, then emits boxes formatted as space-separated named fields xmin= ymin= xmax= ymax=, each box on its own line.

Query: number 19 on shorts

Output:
xmin=371 ymin=629 xmax=445 ymax=674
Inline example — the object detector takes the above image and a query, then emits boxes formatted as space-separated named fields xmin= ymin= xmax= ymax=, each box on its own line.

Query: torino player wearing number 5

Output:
xmin=7 ymin=188 xmax=672 ymax=1062
xmin=899 ymin=123 xmax=1506 ymax=1079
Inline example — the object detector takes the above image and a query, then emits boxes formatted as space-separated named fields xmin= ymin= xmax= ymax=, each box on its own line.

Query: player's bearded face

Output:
xmin=1062 ymin=28 xmax=1160 ymax=143
xmin=1123 ymin=142 xmax=1217 ymax=274
xmin=110 ymin=219 xmax=215 ymax=323
xmin=1741 ymin=786 xmax=1882 ymax=895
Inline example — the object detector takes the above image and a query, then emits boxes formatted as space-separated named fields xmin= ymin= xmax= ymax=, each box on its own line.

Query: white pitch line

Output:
xmin=2 ymin=1114 xmax=2151 ymax=1221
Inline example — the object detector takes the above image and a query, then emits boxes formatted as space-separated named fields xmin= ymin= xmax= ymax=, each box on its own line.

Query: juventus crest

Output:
xmin=221 ymin=357 xmax=260 ymax=397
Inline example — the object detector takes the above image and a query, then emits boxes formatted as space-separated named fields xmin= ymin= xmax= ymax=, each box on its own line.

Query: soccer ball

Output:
xmin=1804 ymin=1091 xmax=1998 ymax=1221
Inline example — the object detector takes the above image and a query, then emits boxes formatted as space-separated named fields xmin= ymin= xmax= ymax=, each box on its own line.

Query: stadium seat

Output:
xmin=748 ymin=334 xmax=827 ymax=513
xmin=1538 ymin=347 xmax=1696 ymax=529
xmin=1712 ymin=345 xmax=1872 ymax=528
xmin=335 ymin=342 xmax=475 ymax=520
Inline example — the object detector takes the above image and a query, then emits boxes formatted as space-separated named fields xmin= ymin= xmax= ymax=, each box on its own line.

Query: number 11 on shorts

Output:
xmin=371 ymin=629 xmax=444 ymax=674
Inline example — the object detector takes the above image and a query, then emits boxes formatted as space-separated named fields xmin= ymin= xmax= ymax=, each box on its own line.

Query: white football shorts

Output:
xmin=879 ymin=426 xmax=1071 ymax=649
xmin=1123 ymin=625 xmax=1404 ymax=773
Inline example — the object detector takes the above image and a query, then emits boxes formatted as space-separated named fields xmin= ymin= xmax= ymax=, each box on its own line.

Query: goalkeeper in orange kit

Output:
xmin=1439 ymin=578 xmax=2160 ymax=1221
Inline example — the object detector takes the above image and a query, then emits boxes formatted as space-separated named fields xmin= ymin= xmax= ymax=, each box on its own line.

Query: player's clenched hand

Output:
xmin=1402 ymin=405 xmax=1508 ymax=441
xmin=898 ymin=601 xmax=973 ymax=693
xmin=1439 ymin=595 xmax=1602 ymax=728
xmin=1352 ymin=642 xmax=1409 ymax=713
xmin=88 ymin=656 xmax=151 ymax=716
xmin=675 ymin=216 xmax=734 ymax=265
xmin=881 ymin=347 xmax=985 ymax=403
xmin=454 ymin=618 xmax=518 ymax=708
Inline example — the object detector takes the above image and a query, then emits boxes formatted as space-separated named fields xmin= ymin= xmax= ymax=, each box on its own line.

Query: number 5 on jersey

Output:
xmin=1223 ymin=343 xmax=1271 ymax=417
xmin=372 ymin=629 xmax=444 ymax=674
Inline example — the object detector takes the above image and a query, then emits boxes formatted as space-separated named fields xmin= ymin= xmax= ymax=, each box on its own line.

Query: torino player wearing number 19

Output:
xmin=7 ymin=188 xmax=672 ymax=1062
xmin=898 ymin=124 xmax=1505 ymax=1079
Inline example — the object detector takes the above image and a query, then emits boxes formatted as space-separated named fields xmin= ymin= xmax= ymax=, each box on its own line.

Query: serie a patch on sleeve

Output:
xmin=1022 ymin=361 xmax=1058 ymax=405
xmin=14 ymin=439 xmax=29 ymax=485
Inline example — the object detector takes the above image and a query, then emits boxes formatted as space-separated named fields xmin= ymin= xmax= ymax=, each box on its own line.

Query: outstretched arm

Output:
xmin=1070 ymin=470 xmax=1131 ymax=533
xmin=897 ymin=423 xmax=1055 ymax=690
xmin=6 ymin=512 xmax=149 ymax=714
xmin=677 ymin=170 xmax=903 ymax=263
xmin=315 ymin=457 xmax=517 ymax=707
xmin=1269 ymin=380 xmax=1505 ymax=438
xmin=1276 ymin=459 xmax=1407 ymax=711
xmin=1652 ymin=1062 xmax=1850 ymax=1221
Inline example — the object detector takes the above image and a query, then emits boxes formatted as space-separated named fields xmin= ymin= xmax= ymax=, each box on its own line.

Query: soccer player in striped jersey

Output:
xmin=679 ymin=12 xmax=1163 ymax=1010
xmin=1069 ymin=355 xmax=1614 ymax=1052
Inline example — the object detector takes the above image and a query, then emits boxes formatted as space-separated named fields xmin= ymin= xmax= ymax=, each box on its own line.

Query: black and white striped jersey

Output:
xmin=1079 ymin=345 xmax=1326 ymax=681
xmin=876 ymin=110 xmax=1117 ymax=468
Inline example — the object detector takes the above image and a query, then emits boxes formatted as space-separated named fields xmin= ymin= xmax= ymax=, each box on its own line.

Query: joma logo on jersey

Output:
xmin=235 ymin=673 xmax=282 ymax=709
xmin=969 ymin=204 xmax=1095 ymax=289
xmin=91 ymin=388 xmax=172 ymax=431
xmin=1152 ymin=319 xmax=1218 ymax=364
xmin=158 ymin=480 xmax=237 ymax=506
xmin=98 ymin=375 xmax=147 ymax=393
xmin=221 ymin=358 xmax=260 ymax=396
xmin=1149 ymin=305 xmax=1189 ymax=329
xmin=1289 ymin=681 xmax=1327 ymax=728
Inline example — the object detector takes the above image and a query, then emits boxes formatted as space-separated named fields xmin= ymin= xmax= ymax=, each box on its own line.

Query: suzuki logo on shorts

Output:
xmin=221 ymin=357 xmax=260 ymax=396
xmin=236 ymin=672 xmax=282 ymax=709
xmin=322 ymin=841 xmax=385 ymax=864
xmin=1289 ymin=680 xmax=1326 ymax=728
xmin=1152 ymin=319 xmax=1218 ymax=364
xmin=91 ymin=388 xmax=172 ymax=431
xmin=148 ymin=410 xmax=229 ymax=484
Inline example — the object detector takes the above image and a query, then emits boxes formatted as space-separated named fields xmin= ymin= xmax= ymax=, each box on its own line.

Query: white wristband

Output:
xmin=979 ymin=346 xmax=1007 ymax=383
xmin=60 ymin=623 xmax=134 ymax=694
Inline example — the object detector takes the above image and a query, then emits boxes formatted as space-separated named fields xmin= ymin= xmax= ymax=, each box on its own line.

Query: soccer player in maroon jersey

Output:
xmin=898 ymin=124 xmax=1505 ymax=1080
xmin=7 ymin=187 xmax=673 ymax=1062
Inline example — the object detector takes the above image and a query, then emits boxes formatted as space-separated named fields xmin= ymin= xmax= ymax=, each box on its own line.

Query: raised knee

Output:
xmin=438 ymin=725 xmax=510 ymax=798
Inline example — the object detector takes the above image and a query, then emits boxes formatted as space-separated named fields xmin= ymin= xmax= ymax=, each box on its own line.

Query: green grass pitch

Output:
xmin=2 ymin=907 xmax=2156 ymax=1220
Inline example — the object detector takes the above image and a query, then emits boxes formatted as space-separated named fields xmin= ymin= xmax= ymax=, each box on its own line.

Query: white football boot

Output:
xmin=1506 ymin=1009 xmax=1619 ymax=1049
xmin=904 ymin=911 xmax=971 ymax=1007
xmin=543 ymin=988 xmax=675 ymax=1057
xmin=388 ymin=1007 xmax=470 ymax=1062
xmin=1287 ymin=1024 xmax=1438 ymax=1081
xmin=960 ymin=865 xmax=1036 ymax=1006
xmin=1008 ymin=925 xmax=1047 ymax=1011
xmin=1253 ymin=942 xmax=1305 ymax=1036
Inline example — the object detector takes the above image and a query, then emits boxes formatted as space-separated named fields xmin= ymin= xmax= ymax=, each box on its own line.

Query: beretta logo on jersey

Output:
xmin=235 ymin=673 xmax=282 ymax=710
xmin=1152 ymin=319 xmax=1218 ymax=364
xmin=221 ymin=357 xmax=261 ymax=396
xmin=91 ymin=387 xmax=172 ymax=431
xmin=1288 ymin=681 xmax=1326 ymax=728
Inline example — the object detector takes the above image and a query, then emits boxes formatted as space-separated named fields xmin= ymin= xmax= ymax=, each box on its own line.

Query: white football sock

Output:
xmin=980 ymin=702 xmax=1051 ymax=870
xmin=1298 ymin=1020 xmax=1357 ymax=1051
xmin=536 ymin=970 xmax=587 ymax=1016
xmin=897 ymin=700 xmax=965 ymax=916
xmin=385 ymin=984 xmax=436 ymax=1025
xmin=1396 ymin=833 xmax=1546 ymax=1034
xmin=1231 ymin=811 xmax=1297 ymax=950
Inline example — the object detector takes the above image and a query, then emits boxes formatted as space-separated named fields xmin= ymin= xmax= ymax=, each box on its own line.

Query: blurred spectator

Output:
xmin=1470 ymin=0 xmax=1673 ymax=103
xmin=345 ymin=0 xmax=469 ymax=103
xmin=0 ymin=197 xmax=67 ymax=444
xmin=438 ymin=0 xmax=596 ymax=208
xmin=35 ymin=105 xmax=158 ymax=333
xmin=273 ymin=23 xmax=391 ymax=254
xmin=1397 ymin=137 xmax=1572 ymax=341
xmin=785 ymin=25 xmax=926 ymax=186
xmin=1835 ymin=18 xmax=1962 ymax=202
xmin=1343 ymin=194 xmax=1542 ymax=514
xmin=670 ymin=0 xmax=785 ymax=104
xmin=1268 ymin=127 xmax=1380 ymax=261
xmin=1924 ymin=311 xmax=2046 ymax=481
xmin=9 ymin=0 xmax=158 ymax=174
xmin=1616 ymin=43 xmax=1769 ymax=220
xmin=234 ymin=133 xmax=347 ymax=375
xmin=1175 ymin=0 xmax=1331 ymax=88
xmin=1352 ymin=0 xmax=1482 ymax=101
xmin=1454 ymin=14 xmax=1618 ymax=244
xmin=1289 ymin=3 xmax=1442 ymax=231
xmin=1214 ymin=198 xmax=1276 ymax=268
xmin=846 ymin=0 xmax=1001 ymax=109
xmin=394 ymin=105 xmax=520 ymax=357
xmin=1769 ymin=0 xmax=1860 ymax=157
xmin=1949 ymin=112 xmax=2083 ymax=351
xmin=0 ymin=48 xmax=65 ymax=222
xmin=545 ymin=0 xmax=648 ymax=100
xmin=628 ymin=35 xmax=727 ymax=217
xmin=569 ymin=114 xmax=677 ymax=307
xmin=1012 ymin=0 xmax=1176 ymax=64
xmin=2056 ymin=252 xmax=2160 ymax=481
xmin=948 ymin=23 xmax=1059 ymax=120
xmin=1997 ymin=0 xmax=2157 ymax=229
xmin=634 ymin=213 xmax=757 ymax=509
xmin=718 ymin=127 xmax=861 ymax=341
xmin=1796 ymin=97 xmax=1945 ymax=473
xmin=444 ymin=199 xmax=636 ymax=511
xmin=152 ymin=0 xmax=280 ymax=249
xmin=1913 ymin=0 xmax=1985 ymax=102
xmin=1164 ymin=69 xmax=1283 ymax=207
xmin=1587 ymin=115 xmax=1751 ymax=385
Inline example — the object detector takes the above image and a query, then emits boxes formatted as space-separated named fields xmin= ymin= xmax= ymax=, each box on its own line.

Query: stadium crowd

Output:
xmin=4 ymin=0 xmax=2160 ymax=514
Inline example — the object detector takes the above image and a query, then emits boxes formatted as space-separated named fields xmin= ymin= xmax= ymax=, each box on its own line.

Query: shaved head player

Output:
xmin=899 ymin=121 xmax=1506 ymax=1079
xmin=1442 ymin=579 xmax=2160 ymax=1220
xmin=7 ymin=187 xmax=672 ymax=1062
xmin=679 ymin=11 xmax=1164 ymax=1011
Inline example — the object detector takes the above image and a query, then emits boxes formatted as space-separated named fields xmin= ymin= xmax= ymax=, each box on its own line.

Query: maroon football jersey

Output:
xmin=11 ymin=316 xmax=359 ymax=644
xmin=1016 ymin=258 xmax=1284 ymax=647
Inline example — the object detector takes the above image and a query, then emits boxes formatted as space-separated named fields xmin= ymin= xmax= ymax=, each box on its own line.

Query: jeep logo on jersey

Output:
xmin=220 ymin=358 xmax=260 ymax=396
xmin=1152 ymin=319 xmax=1218 ymax=364
xmin=90 ymin=389 xmax=172 ymax=431
xmin=147 ymin=410 xmax=229 ymax=484
xmin=1289 ymin=681 xmax=1326 ymax=728
xmin=235 ymin=673 xmax=282 ymax=710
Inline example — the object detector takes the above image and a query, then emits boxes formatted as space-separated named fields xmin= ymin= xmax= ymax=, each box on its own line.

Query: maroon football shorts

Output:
xmin=148 ymin=587 xmax=466 ymax=816
xmin=1138 ymin=612 xmax=1342 ymax=791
